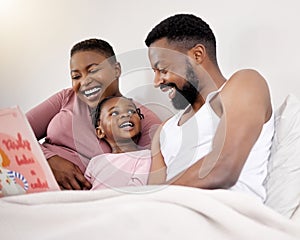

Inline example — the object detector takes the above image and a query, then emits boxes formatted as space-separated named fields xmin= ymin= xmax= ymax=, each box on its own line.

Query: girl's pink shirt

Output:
xmin=26 ymin=88 xmax=161 ymax=172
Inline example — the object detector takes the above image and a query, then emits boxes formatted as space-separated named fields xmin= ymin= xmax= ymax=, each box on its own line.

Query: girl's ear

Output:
xmin=96 ymin=126 xmax=106 ymax=139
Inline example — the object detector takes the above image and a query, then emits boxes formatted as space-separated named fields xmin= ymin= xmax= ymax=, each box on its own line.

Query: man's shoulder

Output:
xmin=223 ymin=69 xmax=269 ymax=96
xmin=228 ymin=69 xmax=267 ymax=86
xmin=221 ymin=69 xmax=272 ymax=118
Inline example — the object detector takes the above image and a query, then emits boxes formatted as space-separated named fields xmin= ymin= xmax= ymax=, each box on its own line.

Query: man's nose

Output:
xmin=153 ymin=72 xmax=164 ymax=88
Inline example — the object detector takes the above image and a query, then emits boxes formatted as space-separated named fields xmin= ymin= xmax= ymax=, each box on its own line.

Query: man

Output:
xmin=145 ymin=14 xmax=274 ymax=201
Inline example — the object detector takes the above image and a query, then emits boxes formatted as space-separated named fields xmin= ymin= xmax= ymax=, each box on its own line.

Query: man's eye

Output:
xmin=72 ymin=75 xmax=80 ymax=80
xmin=157 ymin=68 xmax=167 ymax=74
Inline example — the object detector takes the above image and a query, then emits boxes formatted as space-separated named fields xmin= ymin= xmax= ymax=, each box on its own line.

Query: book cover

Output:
xmin=0 ymin=106 xmax=60 ymax=196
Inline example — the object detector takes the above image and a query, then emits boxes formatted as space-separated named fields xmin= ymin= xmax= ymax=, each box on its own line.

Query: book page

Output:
xmin=0 ymin=106 xmax=60 ymax=196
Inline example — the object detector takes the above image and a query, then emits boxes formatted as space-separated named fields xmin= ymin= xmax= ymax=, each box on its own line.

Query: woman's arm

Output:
xmin=26 ymin=89 xmax=67 ymax=159
xmin=48 ymin=155 xmax=91 ymax=190
xmin=26 ymin=89 xmax=92 ymax=190
xmin=26 ymin=90 xmax=66 ymax=140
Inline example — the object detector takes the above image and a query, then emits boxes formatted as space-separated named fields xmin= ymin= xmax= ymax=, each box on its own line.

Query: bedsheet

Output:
xmin=1 ymin=185 xmax=299 ymax=240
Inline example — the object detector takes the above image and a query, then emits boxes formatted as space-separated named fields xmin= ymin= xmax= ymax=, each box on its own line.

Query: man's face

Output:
xmin=148 ymin=38 xmax=199 ymax=110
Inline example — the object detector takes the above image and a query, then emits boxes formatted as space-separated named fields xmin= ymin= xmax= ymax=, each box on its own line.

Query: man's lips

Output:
xmin=160 ymin=84 xmax=176 ymax=99
xmin=160 ymin=85 xmax=172 ymax=92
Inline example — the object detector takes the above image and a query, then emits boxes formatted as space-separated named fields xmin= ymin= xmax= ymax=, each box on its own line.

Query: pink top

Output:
xmin=26 ymin=88 xmax=161 ymax=172
xmin=85 ymin=149 xmax=151 ymax=190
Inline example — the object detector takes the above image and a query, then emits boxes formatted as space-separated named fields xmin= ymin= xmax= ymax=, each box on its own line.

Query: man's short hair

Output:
xmin=145 ymin=14 xmax=217 ymax=63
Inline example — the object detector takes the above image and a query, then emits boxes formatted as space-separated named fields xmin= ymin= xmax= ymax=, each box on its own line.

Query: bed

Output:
xmin=1 ymin=94 xmax=300 ymax=240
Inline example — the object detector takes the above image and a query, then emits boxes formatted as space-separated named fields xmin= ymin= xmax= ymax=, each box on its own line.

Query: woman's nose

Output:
xmin=81 ymin=75 xmax=93 ymax=86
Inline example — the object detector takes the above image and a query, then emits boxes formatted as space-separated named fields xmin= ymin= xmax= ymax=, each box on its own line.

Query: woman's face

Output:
xmin=70 ymin=51 xmax=120 ymax=108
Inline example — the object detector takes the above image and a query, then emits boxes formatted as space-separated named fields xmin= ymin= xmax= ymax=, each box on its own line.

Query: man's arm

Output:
xmin=171 ymin=69 xmax=272 ymax=189
xmin=148 ymin=123 xmax=167 ymax=184
xmin=135 ymin=103 xmax=162 ymax=149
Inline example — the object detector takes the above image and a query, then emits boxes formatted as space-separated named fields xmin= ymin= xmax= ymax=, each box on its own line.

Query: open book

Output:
xmin=0 ymin=106 xmax=60 ymax=196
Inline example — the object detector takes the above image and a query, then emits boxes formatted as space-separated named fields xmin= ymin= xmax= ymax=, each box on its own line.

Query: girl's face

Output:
xmin=97 ymin=97 xmax=142 ymax=144
xmin=70 ymin=51 xmax=121 ymax=108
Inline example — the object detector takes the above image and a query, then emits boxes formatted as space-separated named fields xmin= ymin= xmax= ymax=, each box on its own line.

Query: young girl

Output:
xmin=84 ymin=96 xmax=151 ymax=190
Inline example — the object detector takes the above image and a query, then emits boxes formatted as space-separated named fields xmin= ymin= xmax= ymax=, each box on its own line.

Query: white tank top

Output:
xmin=160 ymin=82 xmax=274 ymax=201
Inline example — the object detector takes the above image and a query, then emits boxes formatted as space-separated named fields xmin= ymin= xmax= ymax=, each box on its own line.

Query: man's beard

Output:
xmin=170 ymin=63 xmax=199 ymax=110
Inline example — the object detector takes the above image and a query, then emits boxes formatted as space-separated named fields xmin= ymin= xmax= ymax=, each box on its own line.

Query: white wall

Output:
xmin=1 ymin=0 xmax=300 ymax=114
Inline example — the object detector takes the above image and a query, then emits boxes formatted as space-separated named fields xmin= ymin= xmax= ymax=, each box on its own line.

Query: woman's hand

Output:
xmin=48 ymin=155 xmax=92 ymax=190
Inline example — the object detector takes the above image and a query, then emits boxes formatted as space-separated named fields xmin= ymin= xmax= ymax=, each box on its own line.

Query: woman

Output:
xmin=26 ymin=39 xmax=161 ymax=190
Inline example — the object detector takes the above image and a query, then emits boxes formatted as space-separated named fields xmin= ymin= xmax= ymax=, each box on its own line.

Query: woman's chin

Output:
xmin=79 ymin=94 xmax=101 ymax=108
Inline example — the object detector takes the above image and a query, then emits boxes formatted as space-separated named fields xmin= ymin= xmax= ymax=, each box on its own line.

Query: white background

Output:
xmin=1 ymin=0 xmax=299 ymax=115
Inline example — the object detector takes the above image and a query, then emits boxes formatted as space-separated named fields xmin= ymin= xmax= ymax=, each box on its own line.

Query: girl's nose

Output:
xmin=120 ymin=111 xmax=131 ymax=118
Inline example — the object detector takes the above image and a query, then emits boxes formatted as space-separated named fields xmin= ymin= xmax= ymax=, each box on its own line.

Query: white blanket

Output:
xmin=1 ymin=185 xmax=299 ymax=240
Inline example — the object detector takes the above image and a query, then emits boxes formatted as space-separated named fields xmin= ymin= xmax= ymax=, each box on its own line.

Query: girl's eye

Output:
xmin=128 ymin=109 xmax=136 ymax=115
xmin=111 ymin=111 xmax=119 ymax=116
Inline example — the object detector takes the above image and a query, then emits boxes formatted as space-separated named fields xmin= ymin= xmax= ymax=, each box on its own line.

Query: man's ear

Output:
xmin=114 ymin=62 xmax=121 ymax=79
xmin=189 ymin=44 xmax=206 ymax=64
xmin=96 ymin=126 xmax=106 ymax=139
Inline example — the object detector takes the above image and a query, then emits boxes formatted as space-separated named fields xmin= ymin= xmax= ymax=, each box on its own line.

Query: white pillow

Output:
xmin=291 ymin=205 xmax=300 ymax=222
xmin=264 ymin=94 xmax=300 ymax=218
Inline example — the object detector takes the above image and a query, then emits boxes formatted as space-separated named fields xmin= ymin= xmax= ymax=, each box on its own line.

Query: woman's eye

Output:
xmin=89 ymin=68 xmax=99 ymax=74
